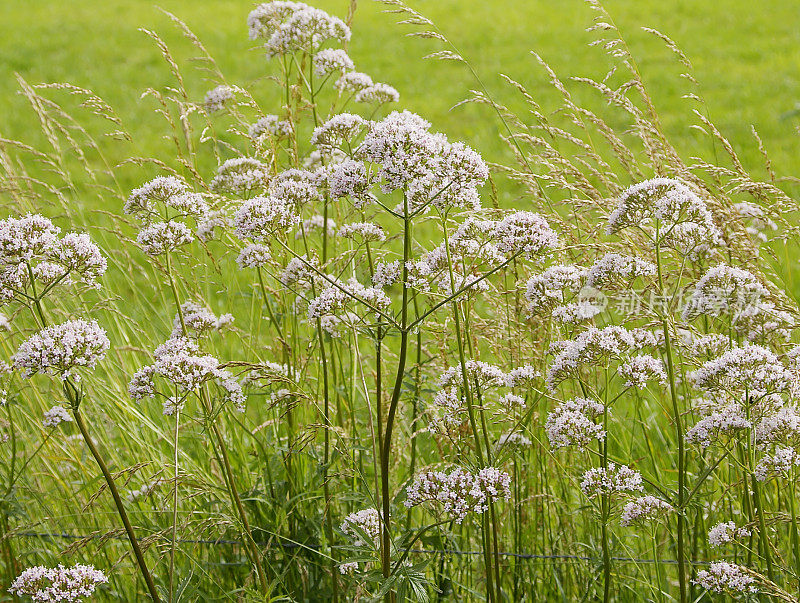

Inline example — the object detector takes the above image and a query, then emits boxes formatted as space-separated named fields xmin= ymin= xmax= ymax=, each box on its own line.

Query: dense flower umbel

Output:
xmin=171 ymin=301 xmax=234 ymax=339
xmin=683 ymin=264 xmax=770 ymax=321
xmin=708 ymin=521 xmax=751 ymax=548
xmin=247 ymin=1 xmax=351 ymax=58
xmin=607 ymin=178 xmax=722 ymax=254
xmin=545 ymin=398 xmax=606 ymax=449
xmin=693 ymin=562 xmax=758 ymax=594
xmin=405 ymin=467 xmax=511 ymax=523
xmin=42 ymin=405 xmax=73 ymax=429
xmin=690 ymin=344 xmax=792 ymax=397
xmin=620 ymin=496 xmax=673 ymax=526
xmin=340 ymin=508 xmax=381 ymax=547
xmin=211 ymin=157 xmax=271 ymax=195
xmin=9 ymin=563 xmax=108 ymax=602
xmin=0 ymin=215 xmax=107 ymax=302
xmin=13 ymin=320 xmax=110 ymax=379
xmin=128 ymin=337 xmax=245 ymax=413
xmin=492 ymin=211 xmax=559 ymax=259
xmin=585 ymin=253 xmax=656 ymax=289
xmin=685 ymin=403 xmax=750 ymax=449
xmin=580 ymin=463 xmax=643 ymax=498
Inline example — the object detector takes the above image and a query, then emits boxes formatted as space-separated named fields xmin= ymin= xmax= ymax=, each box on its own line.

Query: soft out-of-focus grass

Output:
xmin=1 ymin=0 xmax=799 ymax=182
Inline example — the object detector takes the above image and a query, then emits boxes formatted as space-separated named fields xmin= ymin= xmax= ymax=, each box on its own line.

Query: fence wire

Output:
xmin=12 ymin=532 xmax=709 ymax=566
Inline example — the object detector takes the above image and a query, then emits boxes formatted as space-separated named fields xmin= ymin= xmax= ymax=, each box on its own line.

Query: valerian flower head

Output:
xmin=270 ymin=168 xmax=324 ymax=207
xmin=125 ymin=176 xmax=188 ymax=219
xmin=438 ymin=361 xmax=506 ymax=390
xmin=335 ymin=71 xmax=373 ymax=94
xmin=546 ymin=326 xmax=637 ymax=389
xmin=311 ymin=113 xmax=368 ymax=150
xmin=690 ymin=344 xmax=792 ymax=397
xmin=129 ymin=337 xmax=245 ymax=412
xmin=524 ymin=265 xmax=587 ymax=316
xmin=9 ymin=563 xmax=109 ymax=602
xmin=585 ymin=253 xmax=656 ymax=289
xmin=505 ymin=365 xmax=540 ymax=388
xmin=204 ymin=85 xmax=234 ymax=112
xmin=693 ymin=562 xmax=757 ymax=594
xmin=0 ymin=215 xmax=106 ymax=301
xmin=338 ymin=222 xmax=385 ymax=243
xmin=580 ymin=463 xmax=643 ymax=498
xmin=234 ymin=195 xmax=300 ymax=241
xmin=708 ymin=521 xmax=751 ymax=548
xmin=372 ymin=261 xmax=401 ymax=287
xmin=313 ymin=48 xmax=354 ymax=76
xmin=608 ymin=178 xmax=722 ymax=254
xmin=492 ymin=212 xmax=560 ymax=259
xmin=619 ymin=355 xmax=666 ymax=389
xmin=355 ymin=83 xmax=400 ymax=104
xmin=685 ymin=403 xmax=750 ymax=449
xmin=236 ymin=243 xmax=272 ymax=269
xmin=171 ymin=301 xmax=233 ymax=339
xmin=42 ymin=405 xmax=73 ymax=429
xmin=211 ymin=157 xmax=271 ymax=195
xmin=683 ymin=265 xmax=769 ymax=322
xmin=248 ymin=2 xmax=351 ymax=58
xmin=545 ymin=398 xmax=605 ymax=449
xmin=620 ymin=495 xmax=672 ymax=526
xmin=13 ymin=319 xmax=109 ymax=379
xmin=404 ymin=466 xmax=511 ymax=523
xmin=734 ymin=201 xmax=778 ymax=244
xmin=137 ymin=221 xmax=193 ymax=256
xmin=340 ymin=508 xmax=380 ymax=547
xmin=754 ymin=446 xmax=800 ymax=481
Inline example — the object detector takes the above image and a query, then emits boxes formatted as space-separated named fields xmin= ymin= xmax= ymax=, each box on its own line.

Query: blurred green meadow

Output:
xmin=1 ymin=0 xmax=799 ymax=180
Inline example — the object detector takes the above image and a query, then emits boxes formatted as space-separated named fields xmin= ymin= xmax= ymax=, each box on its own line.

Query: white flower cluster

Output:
xmin=753 ymin=406 xmax=800 ymax=447
xmin=204 ymin=84 xmax=234 ymax=112
xmin=693 ymin=561 xmax=757 ymax=594
xmin=733 ymin=201 xmax=778 ymax=244
xmin=496 ymin=432 xmax=533 ymax=450
xmin=9 ymin=563 xmax=109 ymax=602
xmin=13 ymin=319 xmax=110 ymax=379
xmin=0 ymin=215 xmax=107 ymax=302
xmin=338 ymin=221 xmax=385 ymax=243
xmin=354 ymin=111 xmax=488 ymax=212
xmin=298 ymin=215 xmax=337 ymax=239
xmin=620 ymin=495 xmax=672 ymax=526
xmin=313 ymin=48 xmax=354 ymax=76
xmin=211 ymin=157 xmax=271 ymax=195
xmin=43 ymin=405 xmax=73 ymax=429
xmin=690 ymin=344 xmax=792 ymax=397
xmin=249 ymin=114 xmax=293 ymax=140
xmin=438 ymin=361 xmax=507 ymax=391
xmin=524 ymin=265 xmax=587 ymax=316
xmin=492 ymin=211 xmax=560 ymax=259
xmin=404 ymin=466 xmax=511 ymax=523
xmin=683 ymin=265 xmax=769 ymax=321
xmin=685 ymin=403 xmax=750 ymax=449
xmin=127 ymin=478 xmax=164 ymax=502
xmin=279 ymin=254 xmax=318 ymax=290
xmin=619 ymin=355 xmax=666 ymax=389
xmin=233 ymin=195 xmax=300 ymax=241
xmin=372 ymin=261 xmax=401 ymax=287
xmin=340 ymin=507 xmax=381 ymax=547
xmin=708 ymin=521 xmax=751 ymax=548
xmin=545 ymin=398 xmax=605 ymax=449
xmin=171 ymin=301 xmax=234 ymax=339
xmin=585 ymin=253 xmax=656 ymax=289
xmin=126 ymin=177 xmax=208 ymax=256
xmin=505 ymin=365 xmax=540 ymax=388
xmin=307 ymin=276 xmax=390 ymax=335
xmin=128 ymin=337 xmax=245 ymax=412
xmin=338 ymin=561 xmax=358 ymax=575
xmin=236 ymin=243 xmax=272 ymax=269
xmin=547 ymin=326 xmax=655 ymax=389
xmin=355 ymin=82 xmax=400 ymax=105
xmin=248 ymin=2 xmax=351 ymax=58
xmin=311 ymin=114 xmax=368 ymax=150
xmin=608 ymin=178 xmax=721 ymax=255
xmin=580 ymin=463 xmax=643 ymax=498
xmin=754 ymin=447 xmax=800 ymax=481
